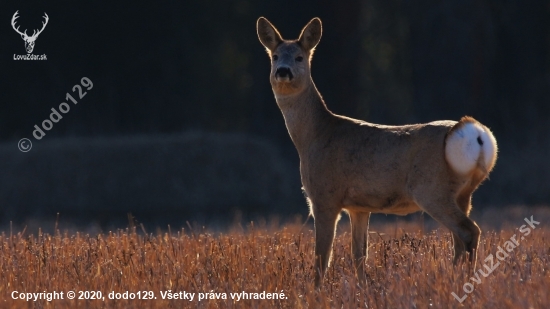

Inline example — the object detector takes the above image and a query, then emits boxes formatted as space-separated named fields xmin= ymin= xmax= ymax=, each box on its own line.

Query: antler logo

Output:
xmin=11 ymin=10 xmax=49 ymax=54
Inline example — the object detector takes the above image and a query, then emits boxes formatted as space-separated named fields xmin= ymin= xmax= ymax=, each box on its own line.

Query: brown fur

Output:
xmin=257 ymin=17 xmax=497 ymax=286
xmin=448 ymin=115 xmax=479 ymax=135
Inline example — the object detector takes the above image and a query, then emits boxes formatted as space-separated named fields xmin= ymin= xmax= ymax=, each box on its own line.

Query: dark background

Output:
xmin=0 ymin=1 xmax=548 ymax=228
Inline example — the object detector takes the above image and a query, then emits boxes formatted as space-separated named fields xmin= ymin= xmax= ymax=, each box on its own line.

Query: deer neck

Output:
xmin=274 ymin=80 xmax=332 ymax=153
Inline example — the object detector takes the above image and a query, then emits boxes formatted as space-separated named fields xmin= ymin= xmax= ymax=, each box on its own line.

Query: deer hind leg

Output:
xmin=451 ymin=192 xmax=471 ymax=264
xmin=451 ymin=232 xmax=466 ymax=264
xmin=311 ymin=200 xmax=341 ymax=287
xmin=416 ymin=193 xmax=481 ymax=268
xmin=349 ymin=211 xmax=371 ymax=284
xmin=452 ymin=170 xmax=486 ymax=264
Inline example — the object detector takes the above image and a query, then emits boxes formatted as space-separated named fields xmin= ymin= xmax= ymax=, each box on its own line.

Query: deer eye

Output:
xmin=272 ymin=55 xmax=279 ymax=61
xmin=296 ymin=56 xmax=303 ymax=62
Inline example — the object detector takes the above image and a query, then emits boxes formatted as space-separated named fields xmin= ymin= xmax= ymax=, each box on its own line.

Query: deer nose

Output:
xmin=275 ymin=67 xmax=293 ymax=80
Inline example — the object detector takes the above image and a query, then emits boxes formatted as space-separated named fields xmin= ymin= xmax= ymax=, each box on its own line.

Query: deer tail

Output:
xmin=445 ymin=116 xmax=498 ymax=176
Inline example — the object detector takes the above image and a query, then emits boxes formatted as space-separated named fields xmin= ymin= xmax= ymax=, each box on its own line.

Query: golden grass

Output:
xmin=0 ymin=210 xmax=549 ymax=308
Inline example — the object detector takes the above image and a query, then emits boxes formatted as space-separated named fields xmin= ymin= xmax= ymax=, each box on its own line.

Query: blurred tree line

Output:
xmin=1 ymin=0 xmax=549 ymax=206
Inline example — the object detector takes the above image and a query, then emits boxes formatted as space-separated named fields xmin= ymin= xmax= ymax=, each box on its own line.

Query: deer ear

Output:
xmin=298 ymin=18 xmax=322 ymax=51
xmin=257 ymin=17 xmax=283 ymax=52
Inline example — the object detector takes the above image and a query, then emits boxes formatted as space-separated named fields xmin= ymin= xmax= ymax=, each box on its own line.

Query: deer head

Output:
xmin=257 ymin=17 xmax=322 ymax=97
xmin=12 ymin=11 xmax=49 ymax=54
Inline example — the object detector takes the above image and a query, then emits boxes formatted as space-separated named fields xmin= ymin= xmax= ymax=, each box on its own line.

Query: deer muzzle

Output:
xmin=275 ymin=67 xmax=293 ymax=81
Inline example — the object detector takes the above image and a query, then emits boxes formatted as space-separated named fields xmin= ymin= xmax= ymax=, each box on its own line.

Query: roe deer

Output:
xmin=257 ymin=17 xmax=498 ymax=286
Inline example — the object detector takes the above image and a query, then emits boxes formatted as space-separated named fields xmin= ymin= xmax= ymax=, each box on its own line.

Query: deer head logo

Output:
xmin=11 ymin=11 xmax=49 ymax=54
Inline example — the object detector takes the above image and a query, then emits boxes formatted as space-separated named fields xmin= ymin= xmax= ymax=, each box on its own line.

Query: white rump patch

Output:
xmin=445 ymin=122 xmax=497 ymax=175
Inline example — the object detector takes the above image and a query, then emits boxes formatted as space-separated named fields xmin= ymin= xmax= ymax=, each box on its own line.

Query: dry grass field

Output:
xmin=0 ymin=207 xmax=549 ymax=308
